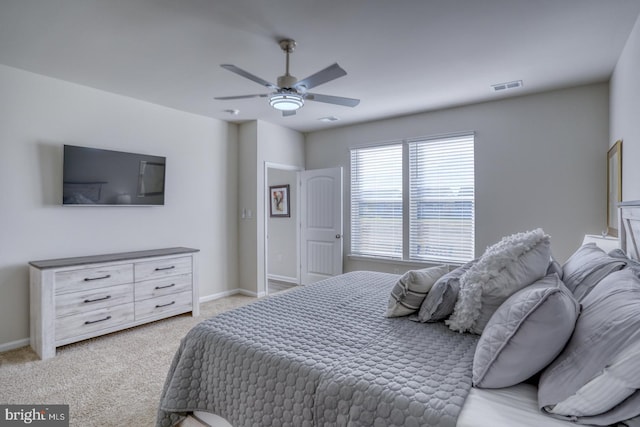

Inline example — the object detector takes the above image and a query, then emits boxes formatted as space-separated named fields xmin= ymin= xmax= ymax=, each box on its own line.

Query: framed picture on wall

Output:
xmin=269 ymin=184 xmax=290 ymax=217
xmin=607 ymin=139 xmax=622 ymax=237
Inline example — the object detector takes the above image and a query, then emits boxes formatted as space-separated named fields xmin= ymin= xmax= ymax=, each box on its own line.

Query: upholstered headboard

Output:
xmin=619 ymin=201 xmax=640 ymax=261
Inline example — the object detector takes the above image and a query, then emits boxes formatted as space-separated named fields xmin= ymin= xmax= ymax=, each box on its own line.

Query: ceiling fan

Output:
xmin=214 ymin=39 xmax=360 ymax=116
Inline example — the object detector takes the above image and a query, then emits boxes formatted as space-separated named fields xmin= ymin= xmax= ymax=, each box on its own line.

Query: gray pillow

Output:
xmin=609 ymin=248 xmax=640 ymax=272
xmin=473 ymin=273 xmax=579 ymax=388
xmin=562 ymin=243 xmax=626 ymax=301
xmin=417 ymin=259 xmax=476 ymax=322
xmin=447 ymin=228 xmax=551 ymax=334
xmin=548 ymin=339 xmax=640 ymax=418
xmin=546 ymin=256 xmax=563 ymax=279
xmin=538 ymin=268 xmax=640 ymax=425
xmin=386 ymin=265 xmax=449 ymax=317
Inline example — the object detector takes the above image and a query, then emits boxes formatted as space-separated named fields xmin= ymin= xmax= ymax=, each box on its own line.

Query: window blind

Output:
xmin=350 ymin=144 xmax=403 ymax=258
xmin=408 ymin=135 xmax=475 ymax=263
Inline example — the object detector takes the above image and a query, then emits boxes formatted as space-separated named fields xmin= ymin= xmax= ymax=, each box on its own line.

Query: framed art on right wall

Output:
xmin=607 ymin=139 xmax=622 ymax=237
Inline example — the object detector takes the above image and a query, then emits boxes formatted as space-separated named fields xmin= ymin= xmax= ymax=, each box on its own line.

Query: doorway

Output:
xmin=264 ymin=165 xmax=344 ymax=295
xmin=265 ymin=163 xmax=301 ymax=295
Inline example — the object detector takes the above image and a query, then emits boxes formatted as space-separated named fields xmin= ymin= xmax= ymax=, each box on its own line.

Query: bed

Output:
xmin=157 ymin=202 xmax=640 ymax=427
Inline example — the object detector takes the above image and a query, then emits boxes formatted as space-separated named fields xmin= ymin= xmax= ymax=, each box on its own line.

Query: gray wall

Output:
xmin=238 ymin=120 xmax=304 ymax=296
xmin=238 ymin=121 xmax=258 ymax=294
xmin=611 ymin=13 xmax=640 ymax=202
xmin=0 ymin=64 xmax=239 ymax=348
xmin=306 ymin=84 xmax=609 ymax=271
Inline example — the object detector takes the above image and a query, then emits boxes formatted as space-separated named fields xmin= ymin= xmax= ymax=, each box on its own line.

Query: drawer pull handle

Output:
xmin=155 ymin=283 xmax=176 ymax=290
xmin=155 ymin=301 xmax=176 ymax=308
xmin=84 ymin=274 xmax=111 ymax=282
xmin=155 ymin=266 xmax=175 ymax=271
xmin=84 ymin=315 xmax=112 ymax=325
xmin=84 ymin=295 xmax=111 ymax=303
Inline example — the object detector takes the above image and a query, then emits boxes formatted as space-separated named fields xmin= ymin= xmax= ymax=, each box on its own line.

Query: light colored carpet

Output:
xmin=0 ymin=294 xmax=255 ymax=427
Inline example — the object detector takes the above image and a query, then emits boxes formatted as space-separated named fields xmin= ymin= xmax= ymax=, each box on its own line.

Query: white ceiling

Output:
xmin=1 ymin=0 xmax=639 ymax=133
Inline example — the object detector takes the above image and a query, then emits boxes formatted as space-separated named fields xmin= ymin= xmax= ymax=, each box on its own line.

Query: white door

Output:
xmin=300 ymin=167 xmax=343 ymax=285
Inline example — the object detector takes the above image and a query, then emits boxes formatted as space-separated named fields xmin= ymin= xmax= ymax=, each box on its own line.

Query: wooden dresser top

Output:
xmin=29 ymin=247 xmax=199 ymax=270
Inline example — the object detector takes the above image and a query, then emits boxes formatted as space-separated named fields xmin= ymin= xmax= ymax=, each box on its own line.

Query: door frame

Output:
xmin=264 ymin=162 xmax=304 ymax=296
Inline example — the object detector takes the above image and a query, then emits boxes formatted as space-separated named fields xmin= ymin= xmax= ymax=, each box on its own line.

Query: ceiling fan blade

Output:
xmin=294 ymin=63 xmax=347 ymax=91
xmin=282 ymin=110 xmax=296 ymax=117
xmin=305 ymin=93 xmax=360 ymax=107
xmin=220 ymin=64 xmax=278 ymax=89
xmin=214 ymin=94 xmax=268 ymax=100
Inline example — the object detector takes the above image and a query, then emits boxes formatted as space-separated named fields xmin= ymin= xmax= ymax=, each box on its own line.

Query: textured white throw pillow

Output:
xmin=446 ymin=228 xmax=551 ymax=334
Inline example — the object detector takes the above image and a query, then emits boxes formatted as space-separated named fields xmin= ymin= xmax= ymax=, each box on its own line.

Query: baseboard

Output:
xmin=199 ymin=288 xmax=265 ymax=302
xmin=237 ymin=289 xmax=266 ymax=298
xmin=267 ymin=274 xmax=299 ymax=285
xmin=199 ymin=289 xmax=243 ymax=303
xmin=0 ymin=338 xmax=30 ymax=353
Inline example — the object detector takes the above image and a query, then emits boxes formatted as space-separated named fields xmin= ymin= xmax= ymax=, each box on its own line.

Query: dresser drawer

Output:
xmin=56 ymin=283 xmax=134 ymax=318
xmin=135 ymin=273 xmax=192 ymax=301
xmin=55 ymin=303 xmax=135 ymax=342
xmin=56 ymin=264 xmax=133 ymax=295
xmin=135 ymin=290 xmax=192 ymax=321
xmin=134 ymin=256 xmax=191 ymax=282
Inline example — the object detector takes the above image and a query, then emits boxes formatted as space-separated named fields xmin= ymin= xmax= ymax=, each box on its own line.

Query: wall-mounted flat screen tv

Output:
xmin=63 ymin=145 xmax=166 ymax=206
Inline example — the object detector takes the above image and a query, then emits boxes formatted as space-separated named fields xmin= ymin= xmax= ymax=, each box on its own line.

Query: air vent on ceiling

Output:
xmin=491 ymin=80 xmax=523 ymax=92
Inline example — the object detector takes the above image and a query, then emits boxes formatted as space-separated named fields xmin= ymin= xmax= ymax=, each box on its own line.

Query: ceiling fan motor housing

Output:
xmin=277 ymin=74 xmax=298 ymax=90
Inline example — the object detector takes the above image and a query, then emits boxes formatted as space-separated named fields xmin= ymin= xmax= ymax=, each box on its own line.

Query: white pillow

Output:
xmin=549 ymin=339 xmax=640 ymax=416
xmin=418 ymin=259 xmax=476 ymax=322
xmin=446 ymin=228 xmax=551 ymax=334
xmin=386 ymin=265 xmax=449 ymax=317
xmin=539 ymin=268 xmax=640 ymax=425
xmin=562 ymin=243 xmax=626 ymax=301
xmin=472 ymin=274 xmax=579 ymax=388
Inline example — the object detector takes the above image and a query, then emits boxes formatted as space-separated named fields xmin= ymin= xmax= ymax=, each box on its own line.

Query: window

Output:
xmin=350 ymin=144 xmax=403 ymax=258
xmin=409 ymin=135 xmax=475 ymax=263
xmin=350 ymin=133 xmax=474 ymax=263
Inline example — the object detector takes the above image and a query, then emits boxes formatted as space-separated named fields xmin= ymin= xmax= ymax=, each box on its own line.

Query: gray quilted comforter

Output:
xmin=157 ymin=271 xmax=478 ymax=427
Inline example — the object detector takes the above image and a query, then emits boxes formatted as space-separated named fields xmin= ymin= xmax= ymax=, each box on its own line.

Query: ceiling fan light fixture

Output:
xmin=269 ymin=93 xmax=304 ymax=111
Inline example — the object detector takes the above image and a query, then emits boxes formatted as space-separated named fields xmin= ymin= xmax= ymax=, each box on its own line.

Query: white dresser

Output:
xmin=29 ymin=247 xmax=199 ymax=359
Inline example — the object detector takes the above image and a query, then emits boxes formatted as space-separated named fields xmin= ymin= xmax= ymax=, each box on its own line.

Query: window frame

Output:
xmin=349 ymin=132 xmax=475 ymax=264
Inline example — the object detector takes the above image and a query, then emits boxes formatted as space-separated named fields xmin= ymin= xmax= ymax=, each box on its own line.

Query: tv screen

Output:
xmin=63 ymin=145 xmax=166 ymax=206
